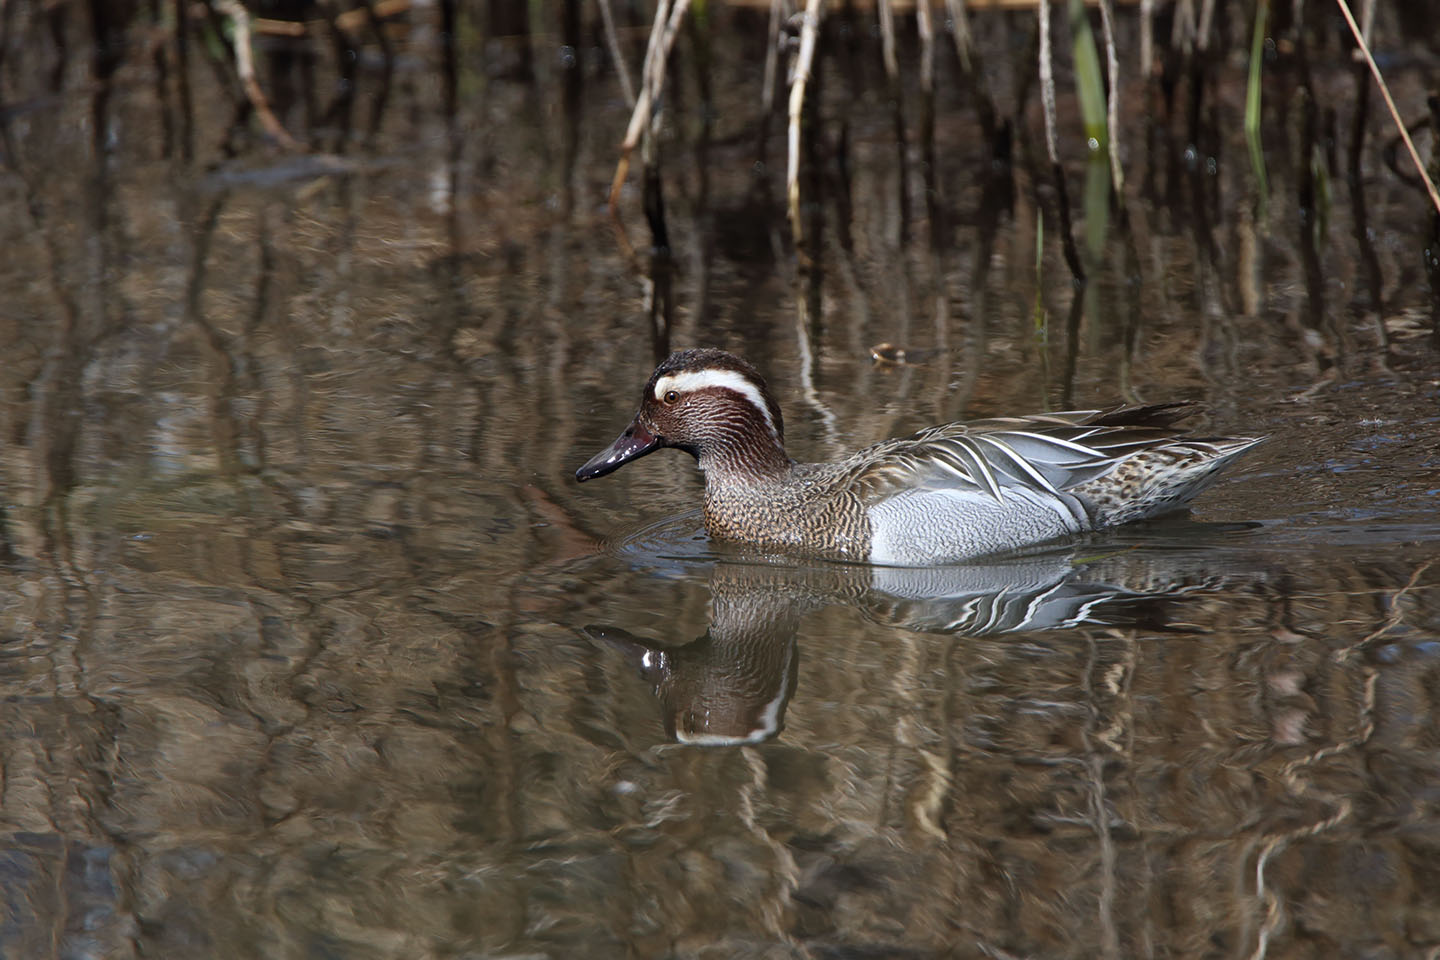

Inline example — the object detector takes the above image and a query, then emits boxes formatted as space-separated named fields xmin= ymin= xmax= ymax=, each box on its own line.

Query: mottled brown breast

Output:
xmin=702 ymin=467 xmax=873 ymax=561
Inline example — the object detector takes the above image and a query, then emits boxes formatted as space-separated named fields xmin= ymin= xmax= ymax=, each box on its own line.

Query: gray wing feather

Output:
xmin=842 ymin=406 xmax=1211 ymax=505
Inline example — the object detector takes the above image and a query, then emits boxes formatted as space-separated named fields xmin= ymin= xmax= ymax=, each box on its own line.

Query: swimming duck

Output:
xmin=575 ymin=348 xmax=1262 ymax=565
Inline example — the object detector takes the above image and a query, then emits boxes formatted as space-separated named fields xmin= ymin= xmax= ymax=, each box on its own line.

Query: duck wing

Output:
xmin=841 ymin=403 xmax=1202 ymax=504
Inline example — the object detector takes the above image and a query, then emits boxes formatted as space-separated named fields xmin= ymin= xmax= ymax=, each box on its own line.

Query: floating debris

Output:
xmin=870 ymin=342 xmax=941 ymax=366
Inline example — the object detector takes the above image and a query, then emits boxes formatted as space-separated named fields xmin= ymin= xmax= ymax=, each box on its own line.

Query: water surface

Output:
xmin=2 ymin=4 xmax=1439 ymax=958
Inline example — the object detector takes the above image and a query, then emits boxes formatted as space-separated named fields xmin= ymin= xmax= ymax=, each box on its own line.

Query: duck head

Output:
xmin=575 ymin=348 xmax=789 ymax=481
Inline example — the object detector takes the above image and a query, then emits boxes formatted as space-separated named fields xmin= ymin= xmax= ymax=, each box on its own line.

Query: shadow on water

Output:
xmin=1 ymin=1 xmax=1440 ymax=957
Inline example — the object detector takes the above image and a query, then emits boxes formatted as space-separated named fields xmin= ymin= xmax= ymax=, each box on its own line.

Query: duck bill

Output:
xmin=575 ymin=420 xmax=662 ymax=481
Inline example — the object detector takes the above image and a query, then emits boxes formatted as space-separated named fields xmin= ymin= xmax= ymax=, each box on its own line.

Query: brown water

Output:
xmin=2 ymin=4 xmax=1439 ymax=958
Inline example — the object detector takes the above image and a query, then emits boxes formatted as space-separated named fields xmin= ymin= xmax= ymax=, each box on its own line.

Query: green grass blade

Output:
xmin=1068 ymin=0 xmax=1107 ymax=152
xmin=1245 ymin=0 xmax=1271 ymax=206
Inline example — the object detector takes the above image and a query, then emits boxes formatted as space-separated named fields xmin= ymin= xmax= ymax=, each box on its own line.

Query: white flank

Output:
xmin=653 ymin=369 xmax=781 ymax=441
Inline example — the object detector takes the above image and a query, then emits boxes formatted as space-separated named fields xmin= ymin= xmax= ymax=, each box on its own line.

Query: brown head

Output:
xmin=575 ymin=348 xmax=790 ymax=482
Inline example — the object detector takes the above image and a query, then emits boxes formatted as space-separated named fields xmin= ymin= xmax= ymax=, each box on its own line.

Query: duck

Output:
xmin=575 ymin=348 xmax=1263 ymax=566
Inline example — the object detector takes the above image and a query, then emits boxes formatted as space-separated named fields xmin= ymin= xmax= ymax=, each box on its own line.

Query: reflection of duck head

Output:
xmin=587 ymin=621 xmax=798 ymax=746
xmin=586 ymin=566 xmax=813 ymax=746
xmin=589 ymin=542 xmax=1263 ymax=746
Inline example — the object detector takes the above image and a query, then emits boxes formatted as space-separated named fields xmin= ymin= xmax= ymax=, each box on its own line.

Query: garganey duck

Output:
xmin=575 ymin=349 xmax=1263 ymax=566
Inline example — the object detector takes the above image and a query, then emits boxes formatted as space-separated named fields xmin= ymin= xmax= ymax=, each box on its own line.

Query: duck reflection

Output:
xmin=586 ymin=544 xmax=1251 ymax=746
xmin=585 ymin=591 xmax=799 ymax=747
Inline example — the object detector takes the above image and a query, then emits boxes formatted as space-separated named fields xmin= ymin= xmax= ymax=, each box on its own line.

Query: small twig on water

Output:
xmin=214 ymin=0 xmax=303 ymax=150
xmin=1334 ymin=0 xmax=1440 ymax=215
xmin=787 ymin=0 xmax=823 ymax=252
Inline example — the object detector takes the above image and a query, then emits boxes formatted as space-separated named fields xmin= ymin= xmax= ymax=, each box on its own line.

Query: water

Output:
xmin=1 ymin=3 xmax=1439 ymax=958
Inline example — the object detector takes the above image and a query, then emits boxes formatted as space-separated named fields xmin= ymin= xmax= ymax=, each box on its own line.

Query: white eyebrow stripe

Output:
xmin=654 ymin=369 xmax=780 ymax=441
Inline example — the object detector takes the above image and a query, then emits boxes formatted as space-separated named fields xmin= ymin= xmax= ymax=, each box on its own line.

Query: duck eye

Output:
xmin=663 ymin=390 xmax=680 ymax=404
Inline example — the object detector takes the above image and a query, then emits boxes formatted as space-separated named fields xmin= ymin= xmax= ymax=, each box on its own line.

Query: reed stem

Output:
xmin=1334 ymin=0 xmax=1440 ymax=215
